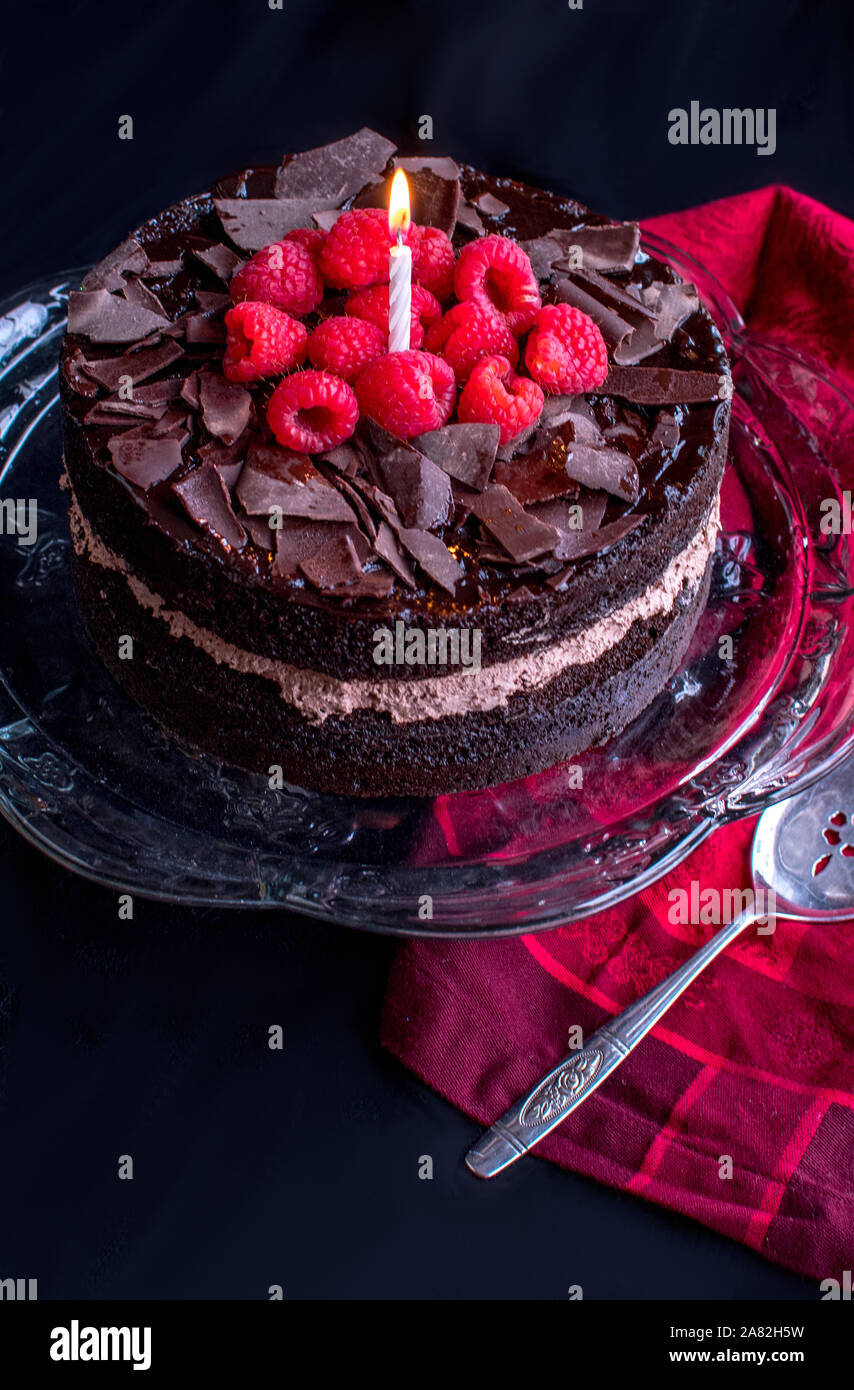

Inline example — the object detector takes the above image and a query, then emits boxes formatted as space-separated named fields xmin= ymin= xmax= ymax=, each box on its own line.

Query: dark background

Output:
xmin=0 ymin=0 xmax=849 ymax=1299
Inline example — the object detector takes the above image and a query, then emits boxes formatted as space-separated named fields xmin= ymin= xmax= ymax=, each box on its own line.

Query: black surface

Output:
xmin=0 ymin=0 xmax=849 ymax=1300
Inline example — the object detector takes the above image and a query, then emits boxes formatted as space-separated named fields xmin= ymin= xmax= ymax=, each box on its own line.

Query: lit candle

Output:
xmin=388 ymin=168 xmax=412 ymax=353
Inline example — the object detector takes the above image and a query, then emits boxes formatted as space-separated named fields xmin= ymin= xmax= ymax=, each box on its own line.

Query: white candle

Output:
xmin=388 ymin=169 xmax=412 ymax=353
xmin=389 ymin=236 xmax=412 ymax=352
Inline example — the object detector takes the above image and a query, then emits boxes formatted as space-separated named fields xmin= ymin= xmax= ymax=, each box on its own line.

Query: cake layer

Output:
xmin=70 ymin=490 xmax=718 ymax=726
xmin=72 ymin=537 xmax=713 ymax=795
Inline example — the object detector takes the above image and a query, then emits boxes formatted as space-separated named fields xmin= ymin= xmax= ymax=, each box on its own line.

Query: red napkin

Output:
xmin=381 ymin=186 xmax=854 ymax=1280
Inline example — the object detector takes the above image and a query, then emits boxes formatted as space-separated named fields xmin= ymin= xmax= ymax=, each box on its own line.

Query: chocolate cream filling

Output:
xmin=70 ymin=492 xmax=719 ymax=726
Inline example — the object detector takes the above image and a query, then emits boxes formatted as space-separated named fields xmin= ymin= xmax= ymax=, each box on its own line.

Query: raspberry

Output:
xmin=454 ymin=234 xmax=541 ymax=335
xmin=308 ymin=316 xmax=386 ymax=382
xmin=525 ymin=303 xmax=609 ymax=394
xmin=230 ymin=240 xmax=324 ymax=317
xmin=223 ymin=302 xmax=308 ymax=383
xmin=354 ymin=350 xmax=455 ymax=439
xmin=346 ymin=284 xmax=441 ymax=350
xmin=457 ymin=354 xmax=544 ymax=444
xmin=413 ymin=226 xmax=455 ymax=300
xmin=284 ymin=226 xmax=326 ymax=264
xmin=267 ymin=370 xmax=359 ymax=452
xmin=424 ymin=302 xmax=518 ymax=384
xmin=318 ymin=207 xmax=420 ymax=291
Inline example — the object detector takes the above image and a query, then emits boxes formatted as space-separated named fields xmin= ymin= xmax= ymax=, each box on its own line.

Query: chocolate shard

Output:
xmin=190 ymin=243 xmax=244 ymax=283
xmin=195 ymin=291 xmax=231 ymax=313
xmin=554 ymin=278 xmax=638 ymax=352
xmin=237 ymin=444 xmax=356 ymax=522
xmin=539 ymin=395 xmax=603 ymax=441
xmin=563 ymin=441 xmax=640 ymax=502
xmin=120 ymin=405 xmax=189 ymax=443
xmin=172 ymin=463 xmax=246 ymax=549
xmin=568 ymin=222 xmax=641 ymax=272
xmin=526 ymin=493 xmax=607 ymax=536
xmin=274 ymin=519 xmax=367 ymax=576
xmin=199 ymin=372 xmax=251 ymax=444
xmin=311 ymin=209 xmax=343 ymax=232
xmin=474 ymin=192 xmax=510 ymax=217
xmin=329 ymin=474 xmax=378 ymax=539
xmin=299 ymin=532 xmax=364 ymax=590
xmin=566 ymin=266 xmax=658 ymax=320
xmin=471 ymin=484 xmax=560 ymax=561
xmin=82 ymin=339 xmax=184 ymax=390
xmin=180 ymin=371 xmax=200 ymax=409
xmin=492 ymin=444 xmax=581 ymax=504
xmin=407 ymin=167 xmax=460 ymax=237
xmin=244 ymin=513 xmax=278 ymax=552
xmin=63 ymin=349 xmax=101 ymax=398
xmin=520 ymin=234 xmax=568 ymax=280
xmin=121 ymin=277 xmax=167 ymax=317
xmin=275 ymin=128 xmax=396 ymax=203
xmin=650 ymin=411 xmax=681 ymax=450
xmin=184 ymin=311 xmax=227 ymax=344
xmin=496 ymin=424 xmax=540 ymax=464
xmin=456 ymin=203 xmax=485 ymax=235
xmin=198 ymin=436 xmax=247 ymax=489
xmin=215 ymin=198 xmax=321 ymax=251
xmin=354 ymin=162 xmax=461 ymax=237
xmin=87 ymin=378 xmax=182 ymax=421
xmin=67 ymin=290 xmax=170 ymax=343
xmin=374 ymin=520 xmax=416 ymax=587
xmin=393 ymin=526 xmax=463 ymax=595
xmin=335 ymin=569 xmax=396 ymax=601
xmin=320 ymin=443 xmax=361 ymax=474
xmin=108 ymin=434 xmax=183 ymax=489
xmin=612 ymin=316 xmax=666 ymax=366
xmin=83 ymin=407 xmax=146 ymax=428
xmin=526 ymin=222 xmax=640 ymax=274
xmin=645 ymin=281 xmax=700 ymax=340
xmin=397 ymin=155 xmax=461 ymax=180
xmin=592 ymin=366 xmax=732 ymax=405
xmin=81 ymin=237 xmax=149 ymax=292
xmin=374 ymin=447 xmax=452 ymax=529
xmin=548 ymin=515 xmax=644 ymax=581
xmin=144 ymin=258 xmax=184 ymax=277
xmin=414 ymin=422 xmax=499 ymax=491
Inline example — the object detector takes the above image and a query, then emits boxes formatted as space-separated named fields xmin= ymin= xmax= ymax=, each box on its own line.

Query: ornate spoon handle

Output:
xmin=465 ymin=909 xmax=754 ymax=1179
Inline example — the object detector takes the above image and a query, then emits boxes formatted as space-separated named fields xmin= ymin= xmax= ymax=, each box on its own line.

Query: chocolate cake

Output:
xmin=60 ymin=129 xmax=730 ymax=796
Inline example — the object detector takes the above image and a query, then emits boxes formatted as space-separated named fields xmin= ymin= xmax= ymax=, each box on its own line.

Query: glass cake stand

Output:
xmin=2 ymin=249 xmax=854 ymax=936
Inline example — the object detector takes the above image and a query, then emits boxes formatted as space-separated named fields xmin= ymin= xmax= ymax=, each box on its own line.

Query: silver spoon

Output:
xmin=466 ymin=757 xmax=854 ymax=1179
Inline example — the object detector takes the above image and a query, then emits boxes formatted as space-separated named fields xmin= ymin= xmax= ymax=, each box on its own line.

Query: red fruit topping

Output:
xmin=223 ymin=302 xmax=308 ymax=384
xmin=413 ymin=226 xmax=455 ymax=300
xmin=346 ymin=284 xmax=441 ymax=350
xmin=354 ymin=350 xmax=455 ymax=439
xmin=424 ymin=302 xmax=518 ymax=384
xmin=318 ymin=207 xmax=420 ymax=291
xmin=453 ymin=234 xmax=541 ymax=335
xmin=267 ymin=370 xmax=359 ymax=452
xmin=230 ymin=240 xmax=324 ymax=317
xmin=457 ymin=354 xmax=544 ymax=444
xmin=284 ymin=227 xmax=327 ymax=263
xmin=525 ymin=303 xmax=609 ymax=394
xmin=308 ymin=316 xmax=386 ymax=382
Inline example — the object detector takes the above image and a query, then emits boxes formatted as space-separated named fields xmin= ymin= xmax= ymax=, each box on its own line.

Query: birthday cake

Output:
xmin=60 ymin=129 xmax=730 ymax=796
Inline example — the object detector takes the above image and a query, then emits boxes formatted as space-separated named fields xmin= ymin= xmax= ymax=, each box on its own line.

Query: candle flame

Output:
xmin=388 ymin=168 xmax=411 ymax=235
